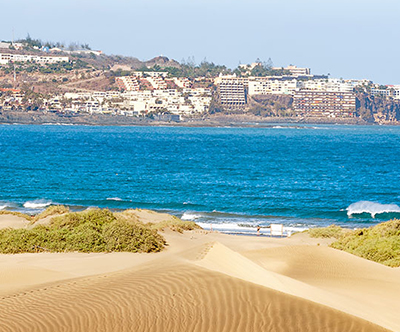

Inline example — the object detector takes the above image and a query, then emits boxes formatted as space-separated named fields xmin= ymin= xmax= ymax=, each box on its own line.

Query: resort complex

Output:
xmin=1 ymin=39 xmax=400 ymax=124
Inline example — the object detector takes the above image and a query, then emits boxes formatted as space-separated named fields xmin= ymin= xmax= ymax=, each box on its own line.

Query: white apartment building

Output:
xmin=123 ymin=90 xmax=152 ymax=101
xmin=115 ymin=76 xmax=140 ymax=91
xmin=214 ymin=74 xmax=249 ymax=86
xmin=272 ymin=65 xmax=311 ymax=76
xmin=248 ymin=79 xmax=300 ymax=95
xmin=64 ymin=91 xmax=121 ymax=104
xmin=370 ymin=88 xmax=391 ymax=98
xmin=0 ymin=42 xmax=11 ymax=49
xmin=388 ymin=85 xmax=400 ymax=99
xmin=345 ymin=79 xmax=372 ymax=88
xmin=63 ymin=86 xmax=212 ymax=117
xmin=301 ymin=79 xmax=353 ymax=93
xmin=189 ymin=95 xmax=212 ymax=113
xmin=147 ymin=76 xmax=167 ymax=90
xmin=183 ymin=88 xmax=212 ymax=96
xmin=153 ymin=89 xmax=180 ymax=98
xmin=0 ymin=53 xmax=69 ymax=65
xmin=173 ymin=77 xmax=191 ymax=88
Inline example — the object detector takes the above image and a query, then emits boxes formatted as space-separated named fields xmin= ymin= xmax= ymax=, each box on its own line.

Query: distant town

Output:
xmin=1 ymin=36 xmax=399 ymax=125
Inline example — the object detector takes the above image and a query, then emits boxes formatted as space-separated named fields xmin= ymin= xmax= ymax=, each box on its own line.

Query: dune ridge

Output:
xmin=0 ymin=259 xmax=389 ymax=332
xmin=195 ymin=241 xmax=400 ymax=331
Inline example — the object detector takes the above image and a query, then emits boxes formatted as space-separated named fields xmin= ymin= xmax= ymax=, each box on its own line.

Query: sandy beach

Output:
xmin=0 ymin=212 xmax=399 ymax=332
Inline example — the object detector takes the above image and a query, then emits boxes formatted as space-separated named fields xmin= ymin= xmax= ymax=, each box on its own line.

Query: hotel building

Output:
xmin=293 ymin=90 xmax=356 ymax=117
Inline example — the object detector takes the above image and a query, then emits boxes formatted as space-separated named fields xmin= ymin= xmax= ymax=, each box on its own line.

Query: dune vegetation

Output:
xmin=31 ymin=205 xmax=70 ymax=222
xmin=307 ymin=225 xmax=348 ymax=239
xmin=114 ymin=209 xmax=201 ymax=233
xmin=307 ymin=220 xmax=400 ymax=267
xmin=0 ymin=207 xmax=199 ymax=254
xmin=330 ymin=219 xmax=400 ymax=267
xmin=149 ymin=216 xmax=201 ymax=233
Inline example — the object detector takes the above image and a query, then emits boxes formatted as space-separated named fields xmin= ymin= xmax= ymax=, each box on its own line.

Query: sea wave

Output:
xmin=346 ymin=201 xmax=400 ymax=218
xmin=23 ymin=199 xmax=53 ymax=209
xmin=106 ymin=197 xmax=122 ymax=201
xmin=181 ymin=212 xmax=202 ymax=220
xmin=196 ymin=222 xmax=305 ymax=235
xmin=0 ymin=205 xmax=7 ymax=210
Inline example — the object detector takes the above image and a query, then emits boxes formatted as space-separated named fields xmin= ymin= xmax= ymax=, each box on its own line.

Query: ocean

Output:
xmin=1 ymin=124 xmax=400 ymax=234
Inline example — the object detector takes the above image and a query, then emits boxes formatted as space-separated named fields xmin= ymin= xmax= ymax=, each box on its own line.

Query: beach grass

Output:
xmin=115 ymin=209 xmax=201 ymax=233
xmin=307 ymin=220 xmax=400 ymax=267
xmin=307 ymin=225 xmax=348 ymax=239
xmin=150 ymin=216 xmax=201 ymax=233
xmin=330 ymin=219 xmax=400 ymax=267
xmin=0 ymin=208 xmax=165 ymax=254
xmin=32 ymin=205 xmax=70 ymax=222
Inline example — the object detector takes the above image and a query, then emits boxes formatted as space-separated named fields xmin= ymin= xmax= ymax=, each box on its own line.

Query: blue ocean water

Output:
xmin=1 ymin=124 xmax=400 ymax=233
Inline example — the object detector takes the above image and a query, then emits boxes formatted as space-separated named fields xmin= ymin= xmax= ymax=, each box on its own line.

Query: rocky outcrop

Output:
xmin=356 ymin=93 xmax=400 ymax=123
xmin=247 ymin=94 xmax=294 ymax=117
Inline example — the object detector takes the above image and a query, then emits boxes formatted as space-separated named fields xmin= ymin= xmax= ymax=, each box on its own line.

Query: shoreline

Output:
xmin=0 ymin=111 xmax=392 ymax=127
xmin=0 ymin=199 xmax=393 ymax=234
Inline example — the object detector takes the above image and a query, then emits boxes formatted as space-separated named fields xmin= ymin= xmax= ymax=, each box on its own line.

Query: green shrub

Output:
xmin=0 ymin=209 xmax=166 ymax=254
xmin=307 ymin=225 xmax=346 ymax=239
xmin=331 ymin=219 xmax=400 ymax=267
xmin=103 ymin=220 xmax=165 ymax=253
xmin=50 ymin=208 xmax=115 ymax=231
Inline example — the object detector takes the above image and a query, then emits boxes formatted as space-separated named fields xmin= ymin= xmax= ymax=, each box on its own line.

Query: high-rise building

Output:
xmin=293 ymin=90 xmax=356 ymax=117
xmin=219 ymin=82 xmax=246 ymax=109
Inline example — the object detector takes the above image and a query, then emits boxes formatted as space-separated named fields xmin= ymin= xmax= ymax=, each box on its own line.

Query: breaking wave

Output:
xmin=23 ymin=199 xmax=53 ymax=209
xmin=181 ymin=212 xmax=202 ymax=220
xmin=106 ymin=197 xmax=122 ymax=201
xmin=346 ymin=201 xmax=400 ymax=218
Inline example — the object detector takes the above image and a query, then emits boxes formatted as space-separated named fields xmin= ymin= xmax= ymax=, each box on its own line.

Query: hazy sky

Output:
xmin=1 ymin=0 xmax=399 ymax=84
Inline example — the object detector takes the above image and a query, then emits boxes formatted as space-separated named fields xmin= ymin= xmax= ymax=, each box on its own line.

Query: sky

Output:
xmin=1 ymin=0 xmax=399 ymax=84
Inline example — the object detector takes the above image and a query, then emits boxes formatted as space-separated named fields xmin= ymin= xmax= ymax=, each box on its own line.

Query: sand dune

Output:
xmin=0 ymin=217 xmax=397 ymax=332
xmin=0 ymin=259 xmax=389 ymax=332
xmin=0 ymin=215 xmax=29 ymax=229
xmin=243 ymin=244 xmax=400 ymax=331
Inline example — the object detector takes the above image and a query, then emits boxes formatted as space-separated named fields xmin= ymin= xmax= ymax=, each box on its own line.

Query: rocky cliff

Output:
xmin=356 ymin=93 xmax=400 ymax=123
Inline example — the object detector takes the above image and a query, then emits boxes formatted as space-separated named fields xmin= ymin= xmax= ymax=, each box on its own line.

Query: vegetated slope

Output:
xmin=308 ymin=220 xmax=400 ymax=267
xmin=330 ymin=219 xmax=400 ymax=267
xmin=0 ymin=207 xmax=199 ymax=254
